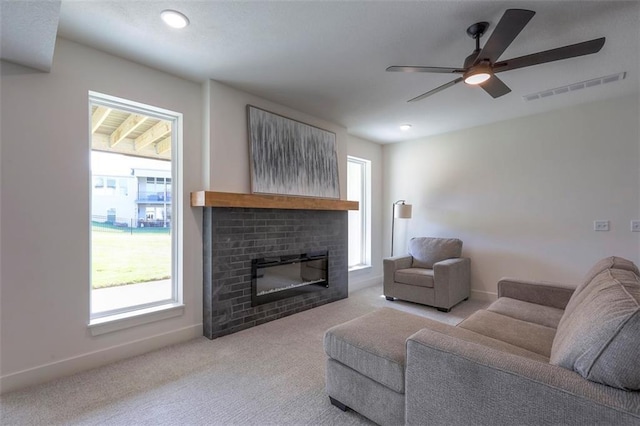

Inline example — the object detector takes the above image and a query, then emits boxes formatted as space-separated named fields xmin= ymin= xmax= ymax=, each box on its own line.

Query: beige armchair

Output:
xmin=383 ymin=237 xmax=470 ymax=312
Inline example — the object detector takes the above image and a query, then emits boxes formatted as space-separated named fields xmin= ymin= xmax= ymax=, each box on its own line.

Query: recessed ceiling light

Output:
xmin=400 ymin=124 xmax=412 ymax=131
xmin=161 ymin=10 xmax=190 ymax=29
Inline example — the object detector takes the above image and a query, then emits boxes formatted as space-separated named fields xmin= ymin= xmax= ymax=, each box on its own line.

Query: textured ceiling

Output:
xmin=8 ymin=1 xmax=640 ymax=143
xmin=0 ymin=0 xmax=60 ymax=72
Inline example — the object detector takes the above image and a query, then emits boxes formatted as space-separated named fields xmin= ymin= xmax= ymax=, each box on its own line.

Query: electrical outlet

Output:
xmin=631 ymin=221 xmax=640 ymax=232
xmin=594 ymin=220 xmax=609 ymax=231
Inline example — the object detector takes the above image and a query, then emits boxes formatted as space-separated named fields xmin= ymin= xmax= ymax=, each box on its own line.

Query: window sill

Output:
xmin=348 ymin=264 xmax=372 ymax=272
xmin=88 ymin=303 xmax=185 ymax=336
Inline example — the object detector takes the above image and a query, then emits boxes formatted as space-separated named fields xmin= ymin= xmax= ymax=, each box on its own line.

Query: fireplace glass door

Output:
xmin=251 ymin=252 xmax=328 ymax=306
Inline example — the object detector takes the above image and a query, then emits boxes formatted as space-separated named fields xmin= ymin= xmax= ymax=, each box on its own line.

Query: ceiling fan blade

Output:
xmin=475 ymin=9 xmax=536 ymax=64
xmin=493 ymin=37 xmax=606 ymax=73
xmin=408 ymin=77 xmax=464 ymax=102
xmin=386 ymin=66 xmax=465 ymax=74
xmin=479 ymin=75 xmax=511 ymax=98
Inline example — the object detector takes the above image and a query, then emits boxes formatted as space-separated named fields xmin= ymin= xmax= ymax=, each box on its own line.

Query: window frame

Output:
xmin=87 ymin=91 xmax=184 ymax=334
xmin=347 ymin=155 xmax=371 ymax=270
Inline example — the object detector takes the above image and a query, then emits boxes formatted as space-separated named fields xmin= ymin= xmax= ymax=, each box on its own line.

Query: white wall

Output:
xmin=347 ymin=135 xmax=384 ymax=291
xmin=383 ymin=95 xmax=640 ymax=300
xmin=206 ymin=80 xmax=347 ymax=198
xmin=0 ymin=38 xmax=204 ymax=392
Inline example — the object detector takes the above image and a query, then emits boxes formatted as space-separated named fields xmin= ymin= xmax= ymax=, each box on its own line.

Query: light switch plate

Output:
xmin=594 ymin=220 xmax=609 ymax=231
xmin=631 ymin=221 xmax=640 ymax=232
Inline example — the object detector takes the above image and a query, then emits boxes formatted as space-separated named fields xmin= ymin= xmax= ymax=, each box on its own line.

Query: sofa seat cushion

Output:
xmin=488 ymin=297 xmax=564 ymax=329
xmin=458 ymin=310 xmax=556 ymax=358
xmin=551 ymin=268 xmax=640 ymax=390
xmin=409 ymin=237 xmax=462 ymax=269
xmin=324 ymin=308 xmax=433 ymax=393
xmin=395 ymin=268 xmax=434 ymax=288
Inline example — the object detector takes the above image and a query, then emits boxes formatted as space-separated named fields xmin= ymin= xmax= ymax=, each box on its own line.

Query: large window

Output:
xmin=347 ymin=156 xmax=371 ymax=269
xmin=88 ymin=92 xmax=182 ymax=331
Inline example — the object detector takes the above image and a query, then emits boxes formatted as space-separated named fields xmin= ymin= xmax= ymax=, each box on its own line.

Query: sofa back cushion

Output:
xmin=582 ymin=256 xmax=640 ymax=288
xmin=560 ymin=256 xmax=640 ymax=329
xmin=550 ymin=268 xmax=640 ymax=390
xmin=409 ymin=237 xmax=462 ymax=269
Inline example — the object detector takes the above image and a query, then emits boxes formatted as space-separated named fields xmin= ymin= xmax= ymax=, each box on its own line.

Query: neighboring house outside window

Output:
xmin=88 ymin=92 xmax=183 ymax=335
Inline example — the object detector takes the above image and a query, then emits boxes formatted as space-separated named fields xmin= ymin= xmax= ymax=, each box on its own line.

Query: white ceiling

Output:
xmin=4 ymin=1 xmax=640 ymax=144
xmin=0 ymin=0 xmax=60 ymax=71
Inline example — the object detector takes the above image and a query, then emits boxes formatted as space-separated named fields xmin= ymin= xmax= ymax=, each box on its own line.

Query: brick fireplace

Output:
xmin=195 ymin=191 xmax=357 ymax=339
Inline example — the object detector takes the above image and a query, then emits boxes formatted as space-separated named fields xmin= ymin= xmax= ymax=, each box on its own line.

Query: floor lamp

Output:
xmin=391 ymin=200 xmax=412 ymax=256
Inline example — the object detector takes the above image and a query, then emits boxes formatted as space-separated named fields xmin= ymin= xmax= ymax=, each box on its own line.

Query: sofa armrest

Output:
xmin=405 ymin=327 xmax=640 ymax=425
xmin=383 ymin=256 xmax=413 ymax=293
xmin=497 ymin=277 xmax=576 ymax=309
xmin=433 ymin=258 xmax=470 ymax=308
xmin=383 ymin=255 xmax=412 ymax=273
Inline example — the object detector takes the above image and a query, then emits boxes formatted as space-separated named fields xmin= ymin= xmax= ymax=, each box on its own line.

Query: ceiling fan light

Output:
xmin=464 ymin=71 xmax=491 ymax=85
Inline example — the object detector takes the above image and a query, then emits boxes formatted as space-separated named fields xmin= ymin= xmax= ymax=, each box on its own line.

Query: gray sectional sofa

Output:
xmin=324 ymin=256 xmax=640 ymax=425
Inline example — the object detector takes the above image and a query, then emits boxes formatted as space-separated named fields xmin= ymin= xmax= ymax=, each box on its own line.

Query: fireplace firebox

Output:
xmin=251 ymin=251 xmax=329 ymax=306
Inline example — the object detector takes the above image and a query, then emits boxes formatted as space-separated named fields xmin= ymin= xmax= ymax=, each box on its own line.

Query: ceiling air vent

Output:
xmin=522 ymin=72 xmax=626 ymax=101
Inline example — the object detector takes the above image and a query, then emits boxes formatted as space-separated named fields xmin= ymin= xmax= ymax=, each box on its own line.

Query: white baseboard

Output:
xmin=470 ymin=289 xmax=498 ymax=302
xmin=349 ymin=274 xmax=382 ymax=293
xmin=0 ymin=324 xmax=202 ymax=395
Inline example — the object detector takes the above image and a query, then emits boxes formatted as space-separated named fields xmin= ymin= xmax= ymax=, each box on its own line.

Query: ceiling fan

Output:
xmin=387 ymin=9 xmax=606 ymax=102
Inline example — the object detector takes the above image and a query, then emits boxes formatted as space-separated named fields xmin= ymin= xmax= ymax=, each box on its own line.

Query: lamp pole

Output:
xmin=391 ymin=202 xmax=398 ymax=257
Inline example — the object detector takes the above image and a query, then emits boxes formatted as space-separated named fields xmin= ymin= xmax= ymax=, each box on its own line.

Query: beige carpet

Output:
xmin=0 ymin=285 xmax=488 ymax=425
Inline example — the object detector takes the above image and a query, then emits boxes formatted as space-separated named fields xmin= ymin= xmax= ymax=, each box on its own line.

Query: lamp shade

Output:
xmin=394 ymin=203 xmax=412 ymax=219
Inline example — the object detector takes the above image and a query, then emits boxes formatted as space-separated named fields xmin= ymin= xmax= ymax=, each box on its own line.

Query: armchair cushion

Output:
xmin=409 ymin=237 xmax=462 ymax=269
xmin=395 ymin=268 xmax=434 ymax=288
xmin=551 ymin=268 xmax=640 ymax=390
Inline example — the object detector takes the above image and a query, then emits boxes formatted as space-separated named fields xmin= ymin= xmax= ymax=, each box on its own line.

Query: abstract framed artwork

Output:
xmin=247 ymin=105 xmax=340 ymax=199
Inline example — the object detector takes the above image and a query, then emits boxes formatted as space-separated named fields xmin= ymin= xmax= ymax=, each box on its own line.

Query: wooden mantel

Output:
xmin=190 ymin=191 xmax=359 ymax=211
